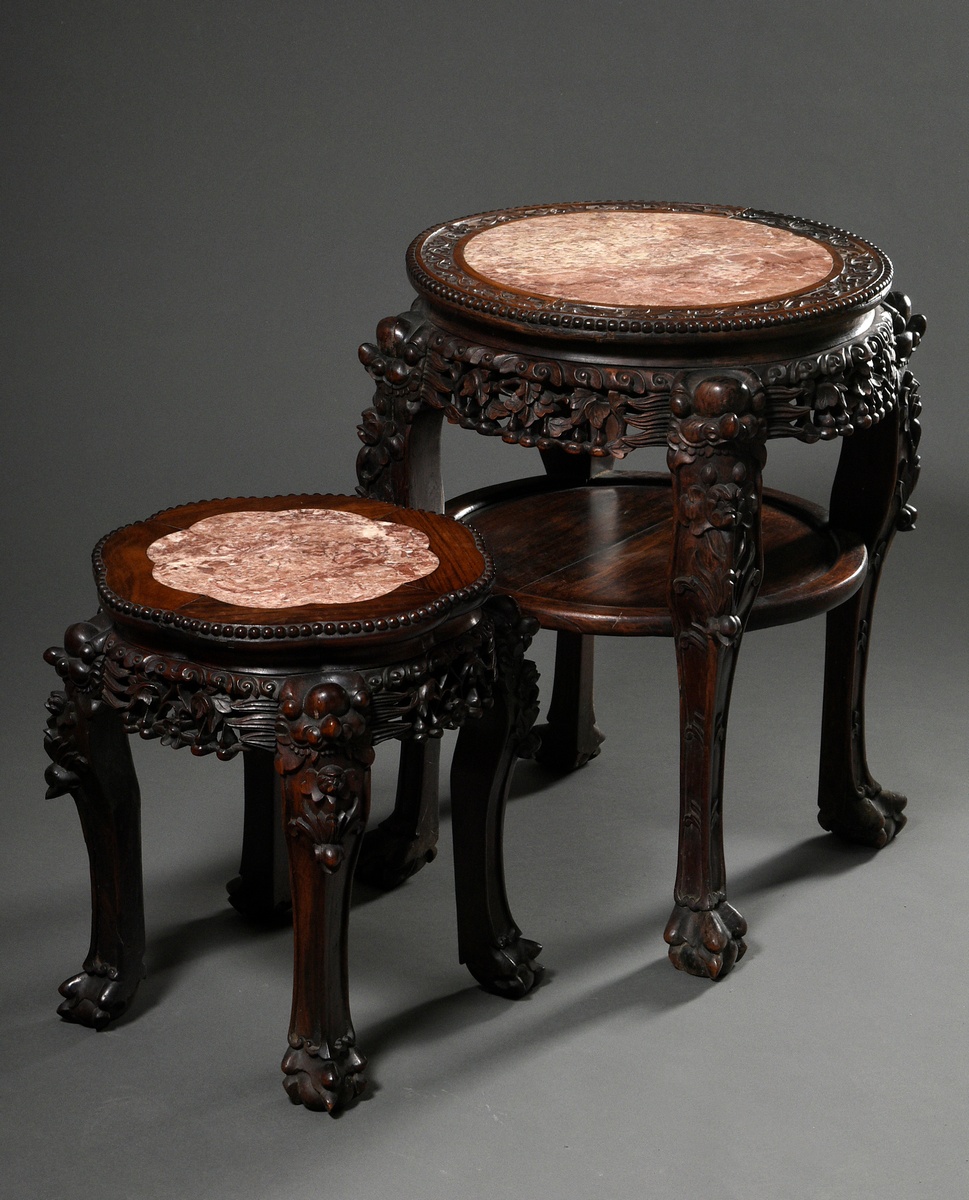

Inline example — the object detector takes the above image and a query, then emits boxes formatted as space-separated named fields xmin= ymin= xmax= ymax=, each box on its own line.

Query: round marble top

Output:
xmin=460 ymin=211 xmax=836 ymax=307
xmin=407 ymin=202 xmax=894 ymax=341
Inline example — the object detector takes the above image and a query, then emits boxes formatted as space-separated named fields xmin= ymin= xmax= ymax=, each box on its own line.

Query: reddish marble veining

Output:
xmin=460 ymin=211 xmax=836 ymax=307
xmin=147 ymin=509 xmax=440 ymax=608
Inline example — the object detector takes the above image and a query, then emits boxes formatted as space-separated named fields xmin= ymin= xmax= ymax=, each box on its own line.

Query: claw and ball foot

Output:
xmin=281 ymin=1040 xmax=367 ymax=1114
xmin=464 ymin=936 xmax=544 ymax=999
xmin=57 ymin=961 xmax=144 ymax=1030
xmin=664 ymin=901 xmax=748 ymax=980
xmin=818 ymin=786 xmax=907 ymax=849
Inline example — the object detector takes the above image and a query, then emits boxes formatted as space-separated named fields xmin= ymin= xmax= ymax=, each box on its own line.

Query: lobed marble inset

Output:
xmin=460 ymin=211 xmax=837 ymax=308
xmin=147 ymin=508 xmax=441 ymax=608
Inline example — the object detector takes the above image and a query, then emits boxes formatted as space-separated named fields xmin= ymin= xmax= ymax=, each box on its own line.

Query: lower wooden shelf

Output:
xmin=448 ymin=472 xmax=867 ymax=636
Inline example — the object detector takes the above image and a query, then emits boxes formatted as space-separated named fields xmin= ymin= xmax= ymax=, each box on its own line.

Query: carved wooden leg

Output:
xmin=276 ymin=674 xmax=373 ymax=1114
xmin=357 ymin=309 xmax=444 ymax=511
xmin=663 ymin=375 xmax=767 ymax=979
xmin=227 ymin=750 xmax=291 ymax=919
xmin=44 ymin=616 xmax=146 ymax=1028
xmin=818 ymin=304 xmax=924 ymax=847
xmin=533 ymin=630 xmax=604 ymax=770
xmin=356 ymin=311 xmax=448 ymax=884
xmin=450 ymin=598 xmax=543 ymax=997
xmin=355 ymin=739 xmax=440 ymax=890
xmin=533 ymin=444 xmax=604 ymax=770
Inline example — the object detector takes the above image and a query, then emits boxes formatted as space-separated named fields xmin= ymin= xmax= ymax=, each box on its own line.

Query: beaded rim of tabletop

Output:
xmin=94 ymin=493 xmax=493 ymax=647
xmin=407 ymin=201 xmax=893 ymax=340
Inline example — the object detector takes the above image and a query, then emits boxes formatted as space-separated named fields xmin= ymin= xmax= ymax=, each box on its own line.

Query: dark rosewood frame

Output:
xmin=356 ymin=201 xmax=925 ymax=981
xmin=44 ymin=498 xmax=544 ymax=1115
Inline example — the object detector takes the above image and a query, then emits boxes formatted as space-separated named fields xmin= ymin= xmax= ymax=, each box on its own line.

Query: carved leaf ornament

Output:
xmin=358 ymin=296 xmax=920 ymax=503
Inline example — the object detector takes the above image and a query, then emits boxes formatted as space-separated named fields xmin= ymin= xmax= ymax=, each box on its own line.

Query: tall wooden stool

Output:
xmin=44 ymin=493 xmax=543 ymax=1113
xmin=357 ymin=201 xmax=926 ymax=980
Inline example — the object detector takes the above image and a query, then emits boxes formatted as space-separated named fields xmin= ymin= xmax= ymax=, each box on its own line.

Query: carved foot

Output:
xmin=818 ymin=786 xmax=907 ymax=849
xmin=533 ymin=722 xmax=604 ymax=771
xmin=57 ymin=963 xmax=143 ymax=1030
xmin=664 ymin=902 xmax=747 ymax=980
xmin=281 ymin=1040 xmax=367 ymax=1114
xmin=354 ymin=818 xmax=437 ymax=891
xmin=465 ymin=936 xmax=544 ymax=999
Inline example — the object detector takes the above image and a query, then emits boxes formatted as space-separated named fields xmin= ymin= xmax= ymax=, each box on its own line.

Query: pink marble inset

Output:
xmin=147 ymin=508 xmax=441 ymax=608
xmin=461 ymin=211 xmax=836 ymax=307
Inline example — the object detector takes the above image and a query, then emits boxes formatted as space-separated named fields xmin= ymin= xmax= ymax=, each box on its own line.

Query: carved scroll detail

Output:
xmin=357 ymin=306 xmax=907 ymax=497
xmin=44 ymin=618 xmax=497 ymax=769
xmin=98 ymin=635 xmax=279 ymax=758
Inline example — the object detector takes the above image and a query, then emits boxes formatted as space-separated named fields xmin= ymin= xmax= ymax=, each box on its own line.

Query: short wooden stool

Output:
xmin=44 ymin=493 xmax=543 ymax=1113
xmin=358 ymin=201 xmax=926 ymax=980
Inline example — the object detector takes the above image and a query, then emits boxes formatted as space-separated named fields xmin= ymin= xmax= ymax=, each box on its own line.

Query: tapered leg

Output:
xmin=663 ymin=375 xmax=767 ymax=979
xmin=275 ymin=674 xmax=373 ymax=1114
xmin=818 ymin=303 xmax=924 ymax=846
xmin=227 ymin=750 xmax=291 ymax=918
xmin=355 ymin=739 xmax=440 ymax=890
xmin=533 ymin=444 xmax=605 ymax=770
xmin=44 ymin=617 xmax=146 ymax=1027
xmin=450 ymin=599 xmax=543 ymax=997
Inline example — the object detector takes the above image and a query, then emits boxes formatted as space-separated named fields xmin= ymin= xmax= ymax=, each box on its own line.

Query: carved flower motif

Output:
xmin=190 ymin=690 xmax=233 ymax=733
xmin=814 ymin=381 xmax=845 ymax=412
xmin=458 ymin=368 xmax=494 ymax=408
xmin=522 ymin=388 xmax=560 ymax=427
xmin=545 ymin=388 xmax=621 ymax=444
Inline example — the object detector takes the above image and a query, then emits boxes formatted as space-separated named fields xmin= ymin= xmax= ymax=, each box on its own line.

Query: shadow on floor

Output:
xmin=732 ymin=833 xmax=879 ymax=896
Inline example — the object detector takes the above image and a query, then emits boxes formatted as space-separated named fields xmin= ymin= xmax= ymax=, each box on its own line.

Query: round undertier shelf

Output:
xmin=448 ymin=474 xmax=867 ymax=636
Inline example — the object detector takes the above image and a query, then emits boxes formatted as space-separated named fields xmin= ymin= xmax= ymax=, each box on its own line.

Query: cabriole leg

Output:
xmin=449 ymin=598 xmax=544 ymax=997
xmin=818 ymin=306 xmax=923 ymax=847
xmin=276 ymin=674 xmax=373 ymax=1114
xmin=663 ymin=375 xmax=767 ymax=979
xmin=44 ymin=616 xmax=146 ymax=1028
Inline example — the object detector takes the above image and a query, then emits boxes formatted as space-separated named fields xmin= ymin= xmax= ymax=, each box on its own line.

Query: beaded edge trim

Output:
xmin=407 ymin=201 xmax=893 ymax=337
xmin=92 ymin=494 xmax=495 ymax=643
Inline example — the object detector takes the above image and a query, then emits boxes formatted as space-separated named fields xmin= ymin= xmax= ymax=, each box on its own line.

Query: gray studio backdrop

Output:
xmin=3 ymin=4 xmax=967 ymax=1199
